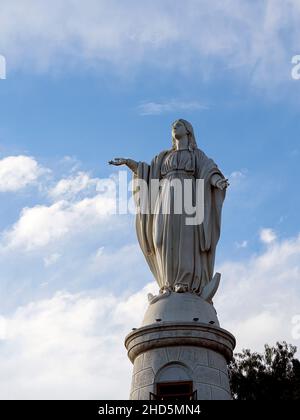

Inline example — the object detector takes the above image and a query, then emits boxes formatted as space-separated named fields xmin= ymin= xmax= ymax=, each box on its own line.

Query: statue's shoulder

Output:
xmin=194 ymin=147 xmax=206 ymax=160
xmin=158 ymin=149 xmax=170 ymax=158
xmin=151 ymin=149 xmax=170 ymax=164
xmin=194 ymin=148 xmax=220 ymax=176
xmin=194 ymin=147 xmax=214 ymax=163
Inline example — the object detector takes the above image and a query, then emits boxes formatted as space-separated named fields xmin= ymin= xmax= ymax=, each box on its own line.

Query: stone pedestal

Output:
xmin=124 ymin=292 xmax=235 ymax=400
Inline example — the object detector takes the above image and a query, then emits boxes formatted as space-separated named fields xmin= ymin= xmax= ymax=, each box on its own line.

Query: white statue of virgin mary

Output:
xmin=109 ymin=119 xmax=229 ymax=302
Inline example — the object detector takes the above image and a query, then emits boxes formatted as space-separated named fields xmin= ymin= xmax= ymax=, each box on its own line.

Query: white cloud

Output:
xmin=58 ymin=156 xmax=82 ymax=173
xmin=216 ymin=233 xmax=300 ymax=354
xmin=2 ymin=193 xmax=116 ymax=251
xmin=259 ymin=227 xmax=277 ymax=244
xmin=0 ymin=155 xmax=47 ymax=192
xmin=229 ymin=170 xmax=247 ymax=180
xmin=137 ymin=100 xmax=207 ymax=116
xmin=48 ymin=171 xmax=102 ymax=201
xmin=232 ymin=312 xmax=284 ymax=351
xmin=0 ymin=0 xmax=299 ymax=85
xmin=0 ymin=168 xmax=120 ymax=252
xmin=235 ymin=240 xmax=248 ymax=249
xmin=1 ymin=231 xmax=300 ymax=398
xmin=43 ymin=253 xmax=61 ymax=267
xmin=0 ymin=54 xmax=6 ymax=79
xmin=0 ymin=316 xmax=7 ymax=340
xmin=0 ymin=284 xmax=156 ymax=399
xmin=228 ymin=170 xmax=248 ymax=189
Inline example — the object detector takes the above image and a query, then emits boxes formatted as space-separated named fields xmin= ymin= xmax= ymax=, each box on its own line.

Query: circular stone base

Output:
xmin=124 ymin=321 xmax=236 ymax=400
xmin=142 ymin=291 xmax=219 ymax=327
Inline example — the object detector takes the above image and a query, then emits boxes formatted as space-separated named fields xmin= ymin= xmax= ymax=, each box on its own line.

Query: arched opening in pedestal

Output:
xmin=150 ymin=362 xmax=197 ymax=400
xmin=150 ymin=380 xmax=197 ymax=400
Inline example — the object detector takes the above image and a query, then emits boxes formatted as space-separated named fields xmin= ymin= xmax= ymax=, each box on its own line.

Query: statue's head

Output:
xmin=171 ymin=119 xmax=198 ymax=151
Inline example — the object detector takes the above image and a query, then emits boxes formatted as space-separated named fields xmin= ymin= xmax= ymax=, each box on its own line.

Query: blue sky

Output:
xmin=0 ymin=0 xmax=300 ymax=399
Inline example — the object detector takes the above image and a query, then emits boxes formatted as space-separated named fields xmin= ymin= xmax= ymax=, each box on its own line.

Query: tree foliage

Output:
xmin=229 ymin=342 xmax=300 ymax=400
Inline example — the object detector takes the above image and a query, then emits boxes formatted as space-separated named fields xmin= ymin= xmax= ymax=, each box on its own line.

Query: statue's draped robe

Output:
xmin=133 ymin=148 xmax=226 ymax=295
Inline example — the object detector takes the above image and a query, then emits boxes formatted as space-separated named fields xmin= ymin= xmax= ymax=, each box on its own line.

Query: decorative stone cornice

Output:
xmin=125 ymin=322 xmax=236 ymax=364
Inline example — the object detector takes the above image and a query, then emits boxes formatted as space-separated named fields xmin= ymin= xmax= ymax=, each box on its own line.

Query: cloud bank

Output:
xmin=0 ymin=155 xmax=47 ymax=192
xmin=0 ymin=0 xmax=299 ymax=85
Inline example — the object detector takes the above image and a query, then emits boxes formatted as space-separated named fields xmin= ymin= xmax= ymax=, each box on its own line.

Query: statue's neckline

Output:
xmin=174 ymin=148 xmax=190 ymax=151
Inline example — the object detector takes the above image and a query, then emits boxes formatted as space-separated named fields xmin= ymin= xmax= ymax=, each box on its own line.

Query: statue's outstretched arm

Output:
xmin=108 ymin=157 xmax=138 ymax=174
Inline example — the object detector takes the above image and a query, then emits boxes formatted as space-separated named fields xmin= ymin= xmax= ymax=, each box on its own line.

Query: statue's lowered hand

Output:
xmin=216 ymin=178 xmax=230 ymax=190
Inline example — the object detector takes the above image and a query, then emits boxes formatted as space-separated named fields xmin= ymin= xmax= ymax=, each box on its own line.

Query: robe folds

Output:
xmin=132 ymin=147 xmax=226 ymax=295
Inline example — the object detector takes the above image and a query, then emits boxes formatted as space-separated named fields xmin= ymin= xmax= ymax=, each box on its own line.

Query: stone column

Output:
xmin=124 ymin=292 xmax=236 ymax=400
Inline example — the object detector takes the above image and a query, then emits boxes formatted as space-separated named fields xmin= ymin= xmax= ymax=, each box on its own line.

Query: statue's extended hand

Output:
xmin=108 ymin=157 xmax=138 ymax=173
xmin=108 ymin=157 xmax=128 ymax=166
xmin=216 ymin=178 xmax=230 ymax=190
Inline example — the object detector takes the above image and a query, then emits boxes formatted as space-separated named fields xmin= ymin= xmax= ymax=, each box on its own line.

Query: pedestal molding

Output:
xmin=125 ymin=322 xmax=235 ymax=364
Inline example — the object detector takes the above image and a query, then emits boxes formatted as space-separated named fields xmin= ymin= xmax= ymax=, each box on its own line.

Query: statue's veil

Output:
xmin=171 ymin=119 xmax=198 ymax=151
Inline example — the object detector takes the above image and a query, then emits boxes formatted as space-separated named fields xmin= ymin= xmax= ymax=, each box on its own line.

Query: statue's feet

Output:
xmin=174 ymin=283 xmax=189 ymax=293
xmin=148 ymin=286 xmax=172 ymax=305
xmin=159 ymin=285 xmax=171 ymax=294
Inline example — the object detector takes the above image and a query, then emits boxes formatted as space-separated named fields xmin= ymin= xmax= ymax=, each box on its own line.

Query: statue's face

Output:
xmin=172 ymin=120 xmax=188 ymax=140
